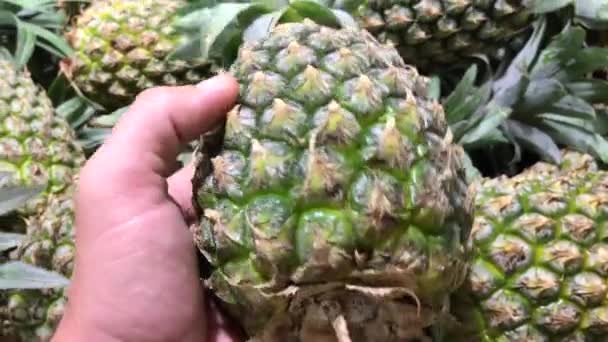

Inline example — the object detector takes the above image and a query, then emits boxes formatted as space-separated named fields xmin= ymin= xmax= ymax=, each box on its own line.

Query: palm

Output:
xmin=53 ymin=77 xmax=241 ymax=342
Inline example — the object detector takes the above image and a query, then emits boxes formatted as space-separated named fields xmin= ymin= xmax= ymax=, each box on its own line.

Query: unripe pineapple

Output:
xmin=0 ymin=53 xmax=84 ymax=220
xmin=450 ymin=151 xmax=608 ymax=341
xmin=192 ymin=20 xmax=474 ymax=341
xmin=62 ymin=0 xmax=214 ymax=111
xmin=353 ymin=0 xmax=535 ymax=71
xmin=1 ymin=190 xmax=75 ymax=342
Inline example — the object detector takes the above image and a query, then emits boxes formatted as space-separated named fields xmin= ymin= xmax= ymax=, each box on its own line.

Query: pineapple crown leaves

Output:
xmin=0 ymin=173 xmax=44 ymax=218
xmin=532 ymin=0 xmax=608 ymax=30
xmin=441 ymin=18 xmax=608 ymax=166
xmin=0 ymin=261 xmax=70 ymax=290
xmin=53 ymin=96 xmax=118 ymax=152
xmin=0 ymin=172 xmax=42 ymax=253
xmin=168 ymin=0 xmax=357 ymax=69
xmin=0 ymin=232 xmax=25 ymax=253
xmin=0 ymin=173 xmax=71 ymax=290
xmin=0 ymin=0 xmax=73 ymax=68
xmin=46 ymin=93 xmax=125 ymax=154
xmin=44 ymin=63 xmax=122 ymax=154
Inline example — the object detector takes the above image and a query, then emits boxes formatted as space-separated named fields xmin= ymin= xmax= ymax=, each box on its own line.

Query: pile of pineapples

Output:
xmin=1 ymin=0 xmax=608 ymax=341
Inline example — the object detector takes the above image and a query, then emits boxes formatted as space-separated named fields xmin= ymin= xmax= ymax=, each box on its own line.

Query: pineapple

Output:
xmin=346 ymin=0 xmax=608 ymax=72
xmin=448 ymin=150 xmax=608 ymax=341
xmin=349 ymin=0 xmax=535 ymax=71
xmin=62 ymin=0 xmax=214 ymax=111
xmin=191 ymin=20 xmax=474 ymax=341
xmin=1 ymin=189 xmax=75 ymax=342
xmin=0 ymin=50 xmax=85 ymax=222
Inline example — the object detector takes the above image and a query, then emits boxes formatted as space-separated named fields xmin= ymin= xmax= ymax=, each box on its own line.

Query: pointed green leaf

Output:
xmin=56 ymin=97 xmax=98 ymax=129
xmin=538 ymin=113 xmax=595 ymax=131
xmin=443 ymin=64 xmax=478 ymax=119
xmin=589 ymin=134 xmax=608 ymax=163
xmin=449 ymin=121 xmax=469 ymax=140
xmin=14 ymin=21 xmax=37 ymax=68
xmin=476 ymin=130 xmax=508 ymax=146
xmin=243 ymin=11 xmax=284 ymax=42
xmin=539 ymin=119 xmax=608 ymax=163
xmin=86 ymin=108 xmax=127 ymax=128
xmin=565 ymin=79 xmax=608 ymax=103
xmin=330 ymin=8 xmax=358 ymax=27
xmin=595 ymin=107 xmax=608 ymax=135
xmin=0 ymin=182 xmax=44 ymax=216
xmin=450 ymin=83 xmax=494 ymax=126
xmin=493 ymin=75 xmax=528 ymax=109
xmin=573 ymin=0 xmax=608 ymax=29
xmin=516 ymin=78 xmax=566 ymax=116
xmin=530 ymin=0 xmax=572 ymax=13
xmin=0 ymin=232 xmax=25 ymax=252
xmin=462 ymin=152 xmax=482 ymax=184
xmin=501 ymin=120 xmax=561 ymax=163
xmin=427 ymin=75 xmax=441 ymax=102
xmin=170 ymin=3 xmax=271 ymax=64
xmin=530 ymin=25 xmax=586 ymax=80
xmin=459 ymin=105 xmax=510 ymax=146
xmin=77 ymin=127 xmax=114 ymax=150
xmin=207 ymin=4 xmax=274 ymax=66
xmin=493 ymin=19 xmax=546 ymax=93
xmin=20 ymin=21 xmax=73 ymax=57
xmin=0 ymin=262 xmax=69 ymax=290
xmin=544 ymin=95 xmax=596 ymax=121
xmin=284 ymin=0 xmax=342 ymax=27
xmin=565 ymin=47 xmax=608 ymax=77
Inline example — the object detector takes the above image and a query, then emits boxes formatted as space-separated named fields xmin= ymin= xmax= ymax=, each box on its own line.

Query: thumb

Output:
xmin=78 ymin=75 xmax=239 ymax=228
xmin=98 ymin=74 xmax=238 ymax=177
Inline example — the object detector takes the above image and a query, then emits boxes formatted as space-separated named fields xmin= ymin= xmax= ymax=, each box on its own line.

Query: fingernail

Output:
xmin=196 ymin=78 xmax=212 ymax=89
xmin=196 ymin=71 xmax=232 ymax=89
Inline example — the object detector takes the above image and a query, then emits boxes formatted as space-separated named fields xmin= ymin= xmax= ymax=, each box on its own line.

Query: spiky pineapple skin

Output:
xmin=1 ymin=190 xmax=75 ymax=342
xmin=0 ymin=57 xmax=81 ymax=341
xmin=0 ymin=59 xmax=84 ymax=220
xmin=452 ymin=152 xmax=608 ymax=341
xmin=354 ymin=0 xmax=535 ymax=71
xmin=192 ymin=20 xmax=473 ymax=341
xmin=63 ymin=0 xmax=213 ymax=111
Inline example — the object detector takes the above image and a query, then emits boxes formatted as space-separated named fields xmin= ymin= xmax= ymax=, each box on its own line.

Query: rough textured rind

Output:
xmin=63 ymin=0 xmax=212 ymax=110
xmin=1 ymin=189 xmax=75 ymax=342
xmin=354 ymin=0 xmax=534 ymax=71
xmin=192 ymin=20 xmax=474 ymax=341
xmin=450 ymin=150 xmax=608 ymax=341
xmin=0 ymin=59 xmax=84 ymax=221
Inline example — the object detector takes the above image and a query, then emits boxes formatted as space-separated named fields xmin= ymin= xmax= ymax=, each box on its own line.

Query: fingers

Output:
xmin=205 ymin=294 xmax=246 ymax=342
xmin=89 ymin=74 xmax=239 ymax=178
xmin=77 ymin=75 xmax=238 ymax=228
xmin=168 ymin=163 xmax=196 ymax=219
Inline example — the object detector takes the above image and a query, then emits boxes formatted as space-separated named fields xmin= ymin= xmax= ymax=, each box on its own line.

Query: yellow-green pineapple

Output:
xmin=1 ymin=189 xmax=75 ymax=342
xmin=63 ymin=0 xmax=213 ymax=111
xmin=0 ymin=50 xmax=84 ymax=222
xmin=350 ymin=0 xmax=535 ymax=70
xmin=449 ymin=150 xmax=608 ymax=341
xmin=192 ymin=20 xmax=474 ymax=341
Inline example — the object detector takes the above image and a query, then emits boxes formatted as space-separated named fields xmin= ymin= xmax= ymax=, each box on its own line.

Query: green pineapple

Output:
xmin=0 ymin=50 xmax=85 ymax=221
xmin=62 ymin=0 xmax=215 ymax=111
xmin=192 ymin=19 xmax=474 ymax=341
xmin=350 ymin=0 xmax=535 ymax=71
xmin=1 ymin=189 xmax=75 ymax=342
xmin=343 ymin=0 xmax=608 ymax=72
xmin=447 ymin=150 xmax=608 ymax=341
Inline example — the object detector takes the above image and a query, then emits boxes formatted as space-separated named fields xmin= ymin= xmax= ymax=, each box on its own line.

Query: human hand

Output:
xmin=53 ymin=75 xmax=241 ymax=342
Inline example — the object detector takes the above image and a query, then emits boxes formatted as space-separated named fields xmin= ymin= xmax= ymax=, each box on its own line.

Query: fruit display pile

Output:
xmin=0 ymin=1 xmax=607 ymax=341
